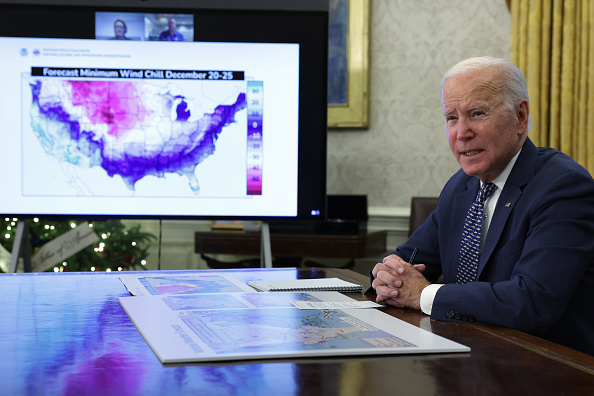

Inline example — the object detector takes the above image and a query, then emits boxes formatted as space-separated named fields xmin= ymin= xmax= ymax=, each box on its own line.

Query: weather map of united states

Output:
xmin=28 ymin=78 xmax=247 ymax=193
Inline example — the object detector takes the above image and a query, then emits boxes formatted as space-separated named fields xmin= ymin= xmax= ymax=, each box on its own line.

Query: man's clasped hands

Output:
xmin=371 ymin=255 xmax=430 ymax=311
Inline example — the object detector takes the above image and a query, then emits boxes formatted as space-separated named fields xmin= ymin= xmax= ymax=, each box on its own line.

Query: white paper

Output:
xmin=291 ymin=301 xmax=382 ymax=309
xmin=119 ymin=291 xmax=470 ymax=363
xmin=120 ymin=273 xmax=255 ymax=296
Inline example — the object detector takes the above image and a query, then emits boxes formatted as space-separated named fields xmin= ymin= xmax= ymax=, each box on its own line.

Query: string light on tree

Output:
xmin=0 ymin=218 xmax=155 ymax=273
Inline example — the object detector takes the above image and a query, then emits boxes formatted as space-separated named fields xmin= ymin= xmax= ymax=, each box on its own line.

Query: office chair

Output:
xmin=408 ymin=197 xmax=439 ymax=237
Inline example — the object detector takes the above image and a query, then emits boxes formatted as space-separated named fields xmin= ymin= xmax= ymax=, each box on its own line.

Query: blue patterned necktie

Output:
xmin=456 ymin=182 xmax=498 ymax=284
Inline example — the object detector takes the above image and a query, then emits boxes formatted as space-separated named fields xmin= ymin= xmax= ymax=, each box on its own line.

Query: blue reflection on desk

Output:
xmin=0 ymin=270 xmax=305 ymax=395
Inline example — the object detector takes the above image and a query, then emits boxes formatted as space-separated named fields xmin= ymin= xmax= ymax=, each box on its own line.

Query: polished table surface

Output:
xmin=2 ymin=268 xmax=594 ymax=396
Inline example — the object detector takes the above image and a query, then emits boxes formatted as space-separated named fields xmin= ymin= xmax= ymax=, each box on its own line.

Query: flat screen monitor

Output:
xmin=0 ymin=0 xmax=328 ymax=221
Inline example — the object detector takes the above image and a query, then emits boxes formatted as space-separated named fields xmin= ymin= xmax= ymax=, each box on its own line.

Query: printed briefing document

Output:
xmin=119 ymin=290 xmax=470 ymax=363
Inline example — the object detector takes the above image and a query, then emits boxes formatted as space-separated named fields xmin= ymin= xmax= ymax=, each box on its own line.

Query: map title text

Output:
xmin=32 ymin=67 xmax=244 ymax=81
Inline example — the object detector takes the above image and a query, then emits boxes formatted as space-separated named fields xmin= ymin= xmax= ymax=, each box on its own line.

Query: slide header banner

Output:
xmin=31 ymin=67 xmax=244 ymax=81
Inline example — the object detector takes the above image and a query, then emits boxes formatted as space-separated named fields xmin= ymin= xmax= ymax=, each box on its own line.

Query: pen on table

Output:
xmin=409 ymin=247 xmax=419 ymax=265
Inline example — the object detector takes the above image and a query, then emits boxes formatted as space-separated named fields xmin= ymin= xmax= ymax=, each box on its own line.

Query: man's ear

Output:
xmin=516 ymin=99 xmax=529 ymax=135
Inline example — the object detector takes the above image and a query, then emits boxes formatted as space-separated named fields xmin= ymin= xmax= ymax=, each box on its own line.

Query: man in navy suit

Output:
xmin=370 ymin=56 xmax=594 ymax=355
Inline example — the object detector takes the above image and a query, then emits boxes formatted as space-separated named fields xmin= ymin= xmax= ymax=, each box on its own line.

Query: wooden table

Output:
xmin=1 ymin=268 xmax=593 ymax=395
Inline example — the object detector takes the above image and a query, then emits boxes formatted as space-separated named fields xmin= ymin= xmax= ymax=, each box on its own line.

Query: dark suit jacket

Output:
xmin=396 ymin=138 xmax=594 ymax=355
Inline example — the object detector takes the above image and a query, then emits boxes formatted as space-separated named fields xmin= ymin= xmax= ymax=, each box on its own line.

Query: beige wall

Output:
xmin=327 ymin=0 xmax=511 ymax=214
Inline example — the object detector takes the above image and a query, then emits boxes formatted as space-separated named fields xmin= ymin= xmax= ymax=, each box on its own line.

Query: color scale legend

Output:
xmin=246 ymin=81 xmax=263 ymax=195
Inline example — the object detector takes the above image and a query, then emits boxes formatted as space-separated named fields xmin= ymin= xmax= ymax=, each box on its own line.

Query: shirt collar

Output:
xmin=480 ymin=148 xmax=522 ymax=191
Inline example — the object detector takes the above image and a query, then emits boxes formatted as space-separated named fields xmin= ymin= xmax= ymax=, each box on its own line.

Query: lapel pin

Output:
xmin=505 ymin=202 xmax=511 ymax=208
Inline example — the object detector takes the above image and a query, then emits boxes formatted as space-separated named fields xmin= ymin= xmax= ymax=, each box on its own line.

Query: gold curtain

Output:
xmin=509 ymin=0 xmax=594 ymax=176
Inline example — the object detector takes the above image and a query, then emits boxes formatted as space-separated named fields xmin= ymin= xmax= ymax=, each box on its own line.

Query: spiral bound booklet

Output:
xmin=248 ymin=277 xmax=363 ymax=292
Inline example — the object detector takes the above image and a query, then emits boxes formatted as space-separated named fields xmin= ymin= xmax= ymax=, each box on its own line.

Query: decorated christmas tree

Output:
xmin=0 ymin=217 xmax=156 ymax=273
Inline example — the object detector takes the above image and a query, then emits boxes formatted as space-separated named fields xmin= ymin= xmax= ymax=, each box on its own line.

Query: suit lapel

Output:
xmin=478 ymin=139 xmax=538 ymax=276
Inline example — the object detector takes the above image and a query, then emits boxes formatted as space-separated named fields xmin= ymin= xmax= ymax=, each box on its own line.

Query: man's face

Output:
xmin=168 ymin=20 xmax=176 ymax=33
xmin=441 ymin=68 xmax=528 ymax=183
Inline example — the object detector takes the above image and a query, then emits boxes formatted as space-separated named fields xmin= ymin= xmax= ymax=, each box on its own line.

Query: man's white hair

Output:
xmin=441 ymin=56 xmax=532 ymax=130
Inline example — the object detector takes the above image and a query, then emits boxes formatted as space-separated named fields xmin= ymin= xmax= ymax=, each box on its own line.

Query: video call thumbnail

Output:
xmin=95 ymin=12 xmax=194 ymax=42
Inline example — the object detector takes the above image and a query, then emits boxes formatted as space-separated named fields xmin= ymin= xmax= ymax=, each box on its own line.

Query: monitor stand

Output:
xmin=260 ymin=222 xmax=273 ymax=268
xmin=9 ymin=220 xmax=32 ymax=272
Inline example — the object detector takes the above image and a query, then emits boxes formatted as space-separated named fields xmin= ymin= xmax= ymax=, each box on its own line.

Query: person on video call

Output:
xmin=159 ymin=18 xmax=184 ymax=41
xmin=110 ymin=19 xmax=131 ymax=40
xmin=369 ymin=56 xmax=594 ymax=356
